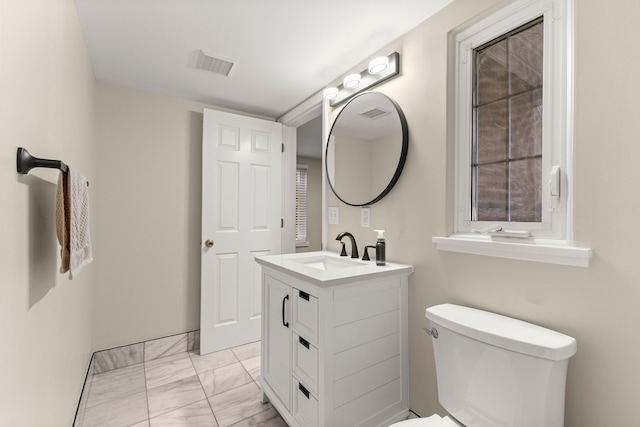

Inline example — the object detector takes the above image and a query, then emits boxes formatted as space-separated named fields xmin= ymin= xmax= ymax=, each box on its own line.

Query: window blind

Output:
xmin=295 ymin=165 xmax=308 ymax=244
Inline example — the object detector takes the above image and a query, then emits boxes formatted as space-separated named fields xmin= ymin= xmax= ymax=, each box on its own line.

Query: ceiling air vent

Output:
xmin=195 ymin=50 xmax=236 ymax=76
xmin=358 ymin=105 xmax=390 ymax=120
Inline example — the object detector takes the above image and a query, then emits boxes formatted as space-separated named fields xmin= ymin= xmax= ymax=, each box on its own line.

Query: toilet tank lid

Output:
xmin=426 ymin=304 xmax=577 ymax=361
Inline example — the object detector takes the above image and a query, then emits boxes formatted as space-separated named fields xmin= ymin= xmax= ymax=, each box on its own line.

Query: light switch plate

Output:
xmin=328 ymin=207 xmax=339 ymax=225
xmin=361 ymin=207 xmax=370 ymax=228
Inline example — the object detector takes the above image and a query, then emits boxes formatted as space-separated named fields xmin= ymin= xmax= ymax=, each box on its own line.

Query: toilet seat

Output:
xmin=389 ymin=414 xmax=463 ymax=427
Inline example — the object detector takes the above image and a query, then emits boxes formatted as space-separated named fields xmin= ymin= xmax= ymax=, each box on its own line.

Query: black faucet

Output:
xmin=336 ymin=232 xmax=359 ymax=258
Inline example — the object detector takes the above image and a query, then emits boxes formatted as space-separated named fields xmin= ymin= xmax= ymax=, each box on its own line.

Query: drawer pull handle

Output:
xmin=299 ymin=383 xmax=310 ymax=399
xmin=299 ymin=336 xmax=310 ymax=349
xmin=299 ymin=290 xmax=310 ymax=301
xmin=282 ymin=295 xmax=289 ymax=328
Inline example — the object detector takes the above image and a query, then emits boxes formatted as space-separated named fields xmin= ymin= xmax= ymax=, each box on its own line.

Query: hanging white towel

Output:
xmin=56 ymin=167 xmax=93 ymax=279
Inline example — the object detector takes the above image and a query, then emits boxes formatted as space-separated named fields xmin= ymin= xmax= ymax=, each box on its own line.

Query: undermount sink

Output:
xmin=291 ymin=254 xmax=366 ymax=270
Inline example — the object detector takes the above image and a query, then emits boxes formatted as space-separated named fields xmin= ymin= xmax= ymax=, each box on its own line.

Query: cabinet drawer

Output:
xmin=293 ymin=380 xmax=318 ymax=427
xmin=293 ymin=290 xmax=318 ymax=344
xmin=293 ymin=334 xmax=318 ymax=394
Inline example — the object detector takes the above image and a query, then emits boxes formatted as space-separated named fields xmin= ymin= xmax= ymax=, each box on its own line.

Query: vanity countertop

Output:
xmin=255 ymin=250 xmax=413 ymax=287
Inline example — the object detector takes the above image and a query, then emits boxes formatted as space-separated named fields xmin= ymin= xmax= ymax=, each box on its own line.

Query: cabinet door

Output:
xmin=263 ymin=275 xmax=291 ymax=409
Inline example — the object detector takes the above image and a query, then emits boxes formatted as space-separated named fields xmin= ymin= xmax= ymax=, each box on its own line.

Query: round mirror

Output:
xmin=326 ymin=92 xmax=408 ymax=206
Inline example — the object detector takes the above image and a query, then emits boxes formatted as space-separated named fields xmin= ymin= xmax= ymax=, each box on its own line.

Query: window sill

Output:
xmin=432 ymin=235 xmax=592 ymax=268
xmin=296 ymin=241 xmax=310 ymax=248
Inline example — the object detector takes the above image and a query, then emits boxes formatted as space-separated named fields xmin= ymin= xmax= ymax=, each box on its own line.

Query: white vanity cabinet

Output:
xmin=257 ymin=252 xmax=413 ymax=427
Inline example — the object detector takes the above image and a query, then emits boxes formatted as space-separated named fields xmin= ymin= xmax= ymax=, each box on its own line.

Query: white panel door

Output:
xmin=201 ymin=108 xmax=282 ymax=354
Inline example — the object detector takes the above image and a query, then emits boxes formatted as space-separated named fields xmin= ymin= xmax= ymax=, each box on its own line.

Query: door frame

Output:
xmin=278 ymin=90 xmax=329 ymax=251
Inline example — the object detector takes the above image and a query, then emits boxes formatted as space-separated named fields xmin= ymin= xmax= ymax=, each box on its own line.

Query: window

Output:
xmin=473 ymin=17 xmax=543 ymax=224
xmin=433 ymin=0 xmax=592 ymax=267
xmin=295 ymin=165 xmax=309 ymax=247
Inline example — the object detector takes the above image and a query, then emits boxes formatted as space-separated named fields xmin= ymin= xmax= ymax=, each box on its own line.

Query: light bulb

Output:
xmin=343 ymin=73 xmax=361 ymax=89
xmin=323 ymin=87 xmax=338 ymax=100
xmin=368 ymin=56 xmax=389 ymax=74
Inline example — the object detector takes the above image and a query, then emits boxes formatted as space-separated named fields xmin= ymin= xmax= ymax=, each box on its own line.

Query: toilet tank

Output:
xmin=425 ymin=304 xmax=577 ymax=427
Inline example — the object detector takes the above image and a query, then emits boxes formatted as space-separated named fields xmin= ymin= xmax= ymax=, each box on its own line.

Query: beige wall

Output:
xmin=296 ymin=156 xmax=322 ymax=253
xmin=92 ymin=83 xmax=272 ymax=350
xmin=333 ymin=133 xmax=373 ymax=204
xmin=331 ymin=131 xmax=403 ymax=206
xmin=92 ymin=83 xmax=204 ymax=350
xmin=326 ymin=0 xmax=640 ymax=425
xmin=0 ymin=0 xmax=95 ymax=425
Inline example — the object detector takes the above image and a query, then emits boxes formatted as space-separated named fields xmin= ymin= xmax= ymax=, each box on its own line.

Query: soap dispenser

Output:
xmin=374 ymin=229 xmax=386 ymax=266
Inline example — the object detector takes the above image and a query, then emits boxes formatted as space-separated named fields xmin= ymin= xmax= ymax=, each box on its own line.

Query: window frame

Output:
xmin=432 ymin=0 xmax=592 ymax=267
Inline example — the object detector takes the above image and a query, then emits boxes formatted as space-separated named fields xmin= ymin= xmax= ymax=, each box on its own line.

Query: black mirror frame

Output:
xmin=326 ymin=91 xmax=409 ymax=207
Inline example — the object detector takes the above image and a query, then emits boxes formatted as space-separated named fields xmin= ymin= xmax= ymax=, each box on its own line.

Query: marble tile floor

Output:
xmin=78 ymin=341 xmax=287 ymax=427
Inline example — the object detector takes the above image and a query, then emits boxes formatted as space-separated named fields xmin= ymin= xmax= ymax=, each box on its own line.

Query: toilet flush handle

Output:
xmin=423 ymin=327 xmax=439 ymax=339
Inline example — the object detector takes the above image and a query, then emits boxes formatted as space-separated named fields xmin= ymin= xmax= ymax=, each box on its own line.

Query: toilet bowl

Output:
xmin=391 ymin=304 xmax=577 ymax=427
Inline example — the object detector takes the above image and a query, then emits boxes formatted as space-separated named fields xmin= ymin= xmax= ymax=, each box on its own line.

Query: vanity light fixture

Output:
xmin=327 ymin=51 xmax=400 ymax=107
xmin=343 ymin=73 xmax=361 ymax=89
xmin=368 ymin=56 xmax=389 ymax=74
xmin=323 ymin=87 xmax=339 ymax=100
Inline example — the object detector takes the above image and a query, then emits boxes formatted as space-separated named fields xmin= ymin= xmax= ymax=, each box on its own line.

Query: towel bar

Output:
xmin=17 ymin=147 xmax=88 ymax=186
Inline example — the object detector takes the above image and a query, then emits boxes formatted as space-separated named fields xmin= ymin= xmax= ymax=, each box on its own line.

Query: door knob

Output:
xmin=204 ymin=239 xmax=214 ymax=248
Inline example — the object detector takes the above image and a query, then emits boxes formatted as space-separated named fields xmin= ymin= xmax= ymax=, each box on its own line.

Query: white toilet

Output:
xmin=392 ymin=304 xmax=577 ymax=427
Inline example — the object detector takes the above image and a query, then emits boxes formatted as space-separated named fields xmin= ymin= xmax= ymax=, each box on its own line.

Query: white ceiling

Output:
xmin=74 ymin=0 xmax=453 ymax=119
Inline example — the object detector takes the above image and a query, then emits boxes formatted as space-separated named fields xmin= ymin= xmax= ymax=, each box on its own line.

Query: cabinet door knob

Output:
xmin=204 ymin=239 xmax=214 ymax=248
